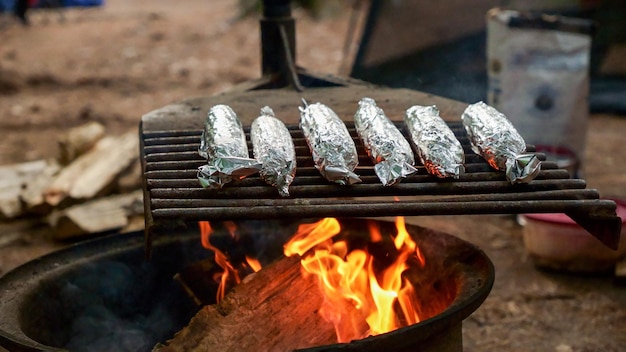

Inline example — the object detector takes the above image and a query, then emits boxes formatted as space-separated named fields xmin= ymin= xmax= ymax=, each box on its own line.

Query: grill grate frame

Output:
xmin=141 ymin=121 xmax=621 ymax=249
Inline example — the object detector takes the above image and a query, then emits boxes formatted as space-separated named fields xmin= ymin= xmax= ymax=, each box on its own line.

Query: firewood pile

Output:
xmin=0 ymin=122 xmax=144 ymax=240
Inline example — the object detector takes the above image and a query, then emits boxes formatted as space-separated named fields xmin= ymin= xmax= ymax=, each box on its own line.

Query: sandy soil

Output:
xmin=1 ymin=1 xmax=626 ymax=351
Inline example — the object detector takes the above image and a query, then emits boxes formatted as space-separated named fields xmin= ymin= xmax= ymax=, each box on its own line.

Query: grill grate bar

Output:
xmin=143 ymin=157 xmax=512 ymax=172
xmin=148 ymin=178 xmax=587 ymax=200
xmin=142 ymin=161 xmax=563 ymax=181
xmin=150 ymin=199 xmax=614 ymax=220
xmin=145 ymin=168 xmax=569 ymax=190
xmin=150 ymin=189 xmax=601 ymax=209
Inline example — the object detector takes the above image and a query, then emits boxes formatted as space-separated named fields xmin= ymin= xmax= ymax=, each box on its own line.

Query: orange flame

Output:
xmin=245 ymin=256 xmax=262 ymax=272
xmin=284 ymin=217 xmax=425 ymax=342
xmin=283 ymin=218 xmax=341 ymax=257
xmin=199 ymin=221 xmax=262 ymax=302
xmin=368 ymin=221 xmax=383 ymax=243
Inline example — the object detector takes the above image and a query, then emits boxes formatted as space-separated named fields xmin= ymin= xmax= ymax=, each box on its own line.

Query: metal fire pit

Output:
xmin=0 ymin=220 xmax=493 ymax=352
xmin=0 ymin=230 xmax=207 ymax=352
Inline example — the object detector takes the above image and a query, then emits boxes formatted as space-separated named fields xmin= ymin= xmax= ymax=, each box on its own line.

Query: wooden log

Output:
xmin=154 ymin=255 xmax=341 ymax=352
xmin=47 ymin=189 xmax=143 ymax=240
xmin=20 ymin=160 xmax=61 ymax=215
xmin=120 ymin=213 xmax=146 ymax=233
xmin=44 ymin=131 xmax=138 ymax=207
xmin=0 ymin=160 xmax=50 ymax=218
xmin=114 ymin=158 xmax=143 ymax=193
xmin=57 ymin=121 xmax=106 ymax=165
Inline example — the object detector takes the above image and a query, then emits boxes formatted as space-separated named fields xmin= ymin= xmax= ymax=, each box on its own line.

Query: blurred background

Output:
xmin=351 ymin=0 xmax=626 ymax=112
xmin=1 ymin=0 xmax=624 ymax=166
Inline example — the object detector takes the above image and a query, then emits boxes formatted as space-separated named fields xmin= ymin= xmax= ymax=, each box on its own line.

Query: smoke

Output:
xmin=19 ymin=237 xmax=204 ymax=352
xmin=54 ymin=261 xmax=187 ymax=352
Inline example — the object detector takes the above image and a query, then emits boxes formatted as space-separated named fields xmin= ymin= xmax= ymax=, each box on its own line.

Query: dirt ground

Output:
xmin=1 ymin=1 xmax=626 ymax=351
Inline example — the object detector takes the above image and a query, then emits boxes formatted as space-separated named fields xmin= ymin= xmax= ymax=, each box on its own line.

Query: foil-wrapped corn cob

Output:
xmin=299 ymin=100 xmax=361 ymax=185
xmin=197 ymin=104 xmax=261 ymax=189
xmin=462 ymin=101 xmax=541 ymax=183
xmin=354 ymin=97 xmax=417 ymax=185
xmin=250 ymin=106 xmax=297 ymax=197
xmin=404 ymin=105 xmax=465 ymax=179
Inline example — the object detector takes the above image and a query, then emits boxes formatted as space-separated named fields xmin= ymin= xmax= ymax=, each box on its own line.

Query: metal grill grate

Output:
xmin=141 ymin=121 xmax=621 ymax=249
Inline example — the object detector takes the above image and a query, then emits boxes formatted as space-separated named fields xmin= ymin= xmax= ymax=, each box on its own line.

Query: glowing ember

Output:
xmin=199 ymin=221 xmax=262 ymax=302
xmin=284 ymin=217 xmax=426 ymax=342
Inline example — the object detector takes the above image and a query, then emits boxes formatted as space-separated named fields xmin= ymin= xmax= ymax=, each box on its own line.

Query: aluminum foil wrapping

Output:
xmin=462 ymin=101 xmax=541 ymax=183
xmin=354 ymin=97 xmax=417 ymax=185
xmin=404 ymin=105 xmax=465 ymax=179
xmin=197 ymin=104 xmax=261 ymax=189
xmin=250 ymin=106 xmax=297 ymax=197
xmin=299 ymin=100 xmax=361 ymax=185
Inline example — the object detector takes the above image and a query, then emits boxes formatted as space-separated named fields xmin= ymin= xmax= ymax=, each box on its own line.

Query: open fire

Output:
xmin=0 ymin=217 xmax=493 ymax=352
xmin=199 ymin=221 xmax=262 ymax=301
xmin=200 ymin=216 xmax=449 ymax=344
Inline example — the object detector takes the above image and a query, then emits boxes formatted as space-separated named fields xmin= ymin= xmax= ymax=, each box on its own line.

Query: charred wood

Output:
xmin=154 ymin=255 xmax=340 ymax=352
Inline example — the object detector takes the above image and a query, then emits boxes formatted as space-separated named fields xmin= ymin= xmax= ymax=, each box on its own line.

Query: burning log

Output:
xmin=155 ymin=218 xmax=478 ymax=352
xmin=154 ymin=255 xmax=339 ymax=352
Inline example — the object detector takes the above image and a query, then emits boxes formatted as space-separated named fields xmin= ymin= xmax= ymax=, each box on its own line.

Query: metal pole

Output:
xmin=260 ymin=0 xmax=302 ymax=90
